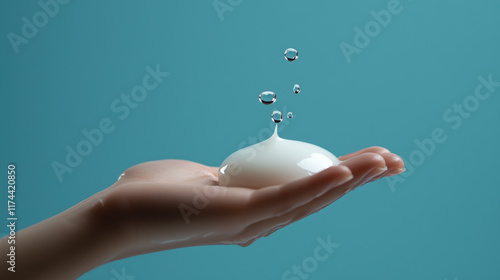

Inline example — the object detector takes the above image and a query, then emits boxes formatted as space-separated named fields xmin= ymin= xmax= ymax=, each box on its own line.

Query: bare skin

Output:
xmin=0 ymin=146 xmax=404 ymax=280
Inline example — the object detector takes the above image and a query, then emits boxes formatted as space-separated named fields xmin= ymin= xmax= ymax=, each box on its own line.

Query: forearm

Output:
xmin=0 ymin=190 xmax=122 ymax=280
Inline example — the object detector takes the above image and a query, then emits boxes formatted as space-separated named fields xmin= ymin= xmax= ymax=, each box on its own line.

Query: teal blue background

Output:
xmin=1 ymin=0 xmax=499 ymax=279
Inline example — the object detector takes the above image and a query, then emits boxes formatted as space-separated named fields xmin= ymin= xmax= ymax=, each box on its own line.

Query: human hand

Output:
xmin=0 ymin=146 xmax=404 ymax=280
xmin=99 ymin=146 xmax=405 ymax=262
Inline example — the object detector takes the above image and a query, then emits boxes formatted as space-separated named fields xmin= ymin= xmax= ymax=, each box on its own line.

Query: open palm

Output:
xmin=102 ymin=147 xmax=404 ymax=262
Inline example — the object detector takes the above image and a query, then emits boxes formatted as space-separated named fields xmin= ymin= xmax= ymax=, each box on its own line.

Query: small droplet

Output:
xmin=284 ymin=48 xmax=298 ymax=61
xmin=287 ymin=112 xmax=293 ymax=119
xmin=259 ymin=91 xmax=276 ymax=105
xmin=293 ymin=84 xmax=300 ymax=94
xmin=271 ymin=111 xmax=283 ymax=123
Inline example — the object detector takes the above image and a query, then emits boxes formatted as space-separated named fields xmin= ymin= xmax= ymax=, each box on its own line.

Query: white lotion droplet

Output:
xmin=218 ymin=126 xmax=340 ymax=189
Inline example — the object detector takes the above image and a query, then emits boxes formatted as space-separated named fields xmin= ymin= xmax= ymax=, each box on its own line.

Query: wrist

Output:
xmin=20 ymin=189 xmax=124 ymax=279
xmin=82 ymin=189 xmax=131 ymax=266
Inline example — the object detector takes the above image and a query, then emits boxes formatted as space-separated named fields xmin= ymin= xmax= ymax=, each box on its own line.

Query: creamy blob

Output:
xmin=218 ymin=127 xmax=340 ymax=189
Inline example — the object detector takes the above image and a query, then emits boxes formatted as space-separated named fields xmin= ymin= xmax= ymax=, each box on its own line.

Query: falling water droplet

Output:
xmin=271 ymin=111 xmax=283 ymax=123
xmin=287 ymin=112 xmax=293 ymax=119
xmin=259 ymin=91 xmax=277 ymax=105
xmin=284 ymin=48 xmax=298 ymax=61
xmin=293 ymin=84 xmax=300 ymax=94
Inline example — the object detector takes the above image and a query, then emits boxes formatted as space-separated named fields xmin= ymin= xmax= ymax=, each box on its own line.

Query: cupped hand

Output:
xmin=99 ymin=147 xmax=404 ymax=261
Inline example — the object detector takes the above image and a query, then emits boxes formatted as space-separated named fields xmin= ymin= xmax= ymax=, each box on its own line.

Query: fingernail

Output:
xmin=371 ymin=166 xmax=388 ymax=176
xmin=342 ymin=174 xmax=354 ymax=183
xmin=387 ymin=167 xmax=406 ymax=176
xmin=332 ymin=174 xmax=354 ymax=187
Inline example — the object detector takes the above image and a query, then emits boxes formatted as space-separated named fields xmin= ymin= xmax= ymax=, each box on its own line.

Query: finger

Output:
xmin=292 ymin=152 xmax=387 ymax=213
xmin=365 ymin=152 xmax=405 ymax=184
xmin=338 ymin=146 xmax=390 ymax=161
xmin=247 ymin=165 xmax=354 ymax=221
xmin=237 ymin=153 xmax=387 ymax=241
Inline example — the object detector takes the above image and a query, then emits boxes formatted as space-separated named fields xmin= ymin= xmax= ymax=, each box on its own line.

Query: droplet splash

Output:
xmin=287 ymin=112 xmax=293 ymax=119
xmin=284 ymin=48 xmax=298 ymax=61
xmin=272 ymin=111 xmax=283 ymax=123
xmin=293 ymin=84 xmax=300 ymax=94
xmin=259 ymin=91 xmax=276 ymax=105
